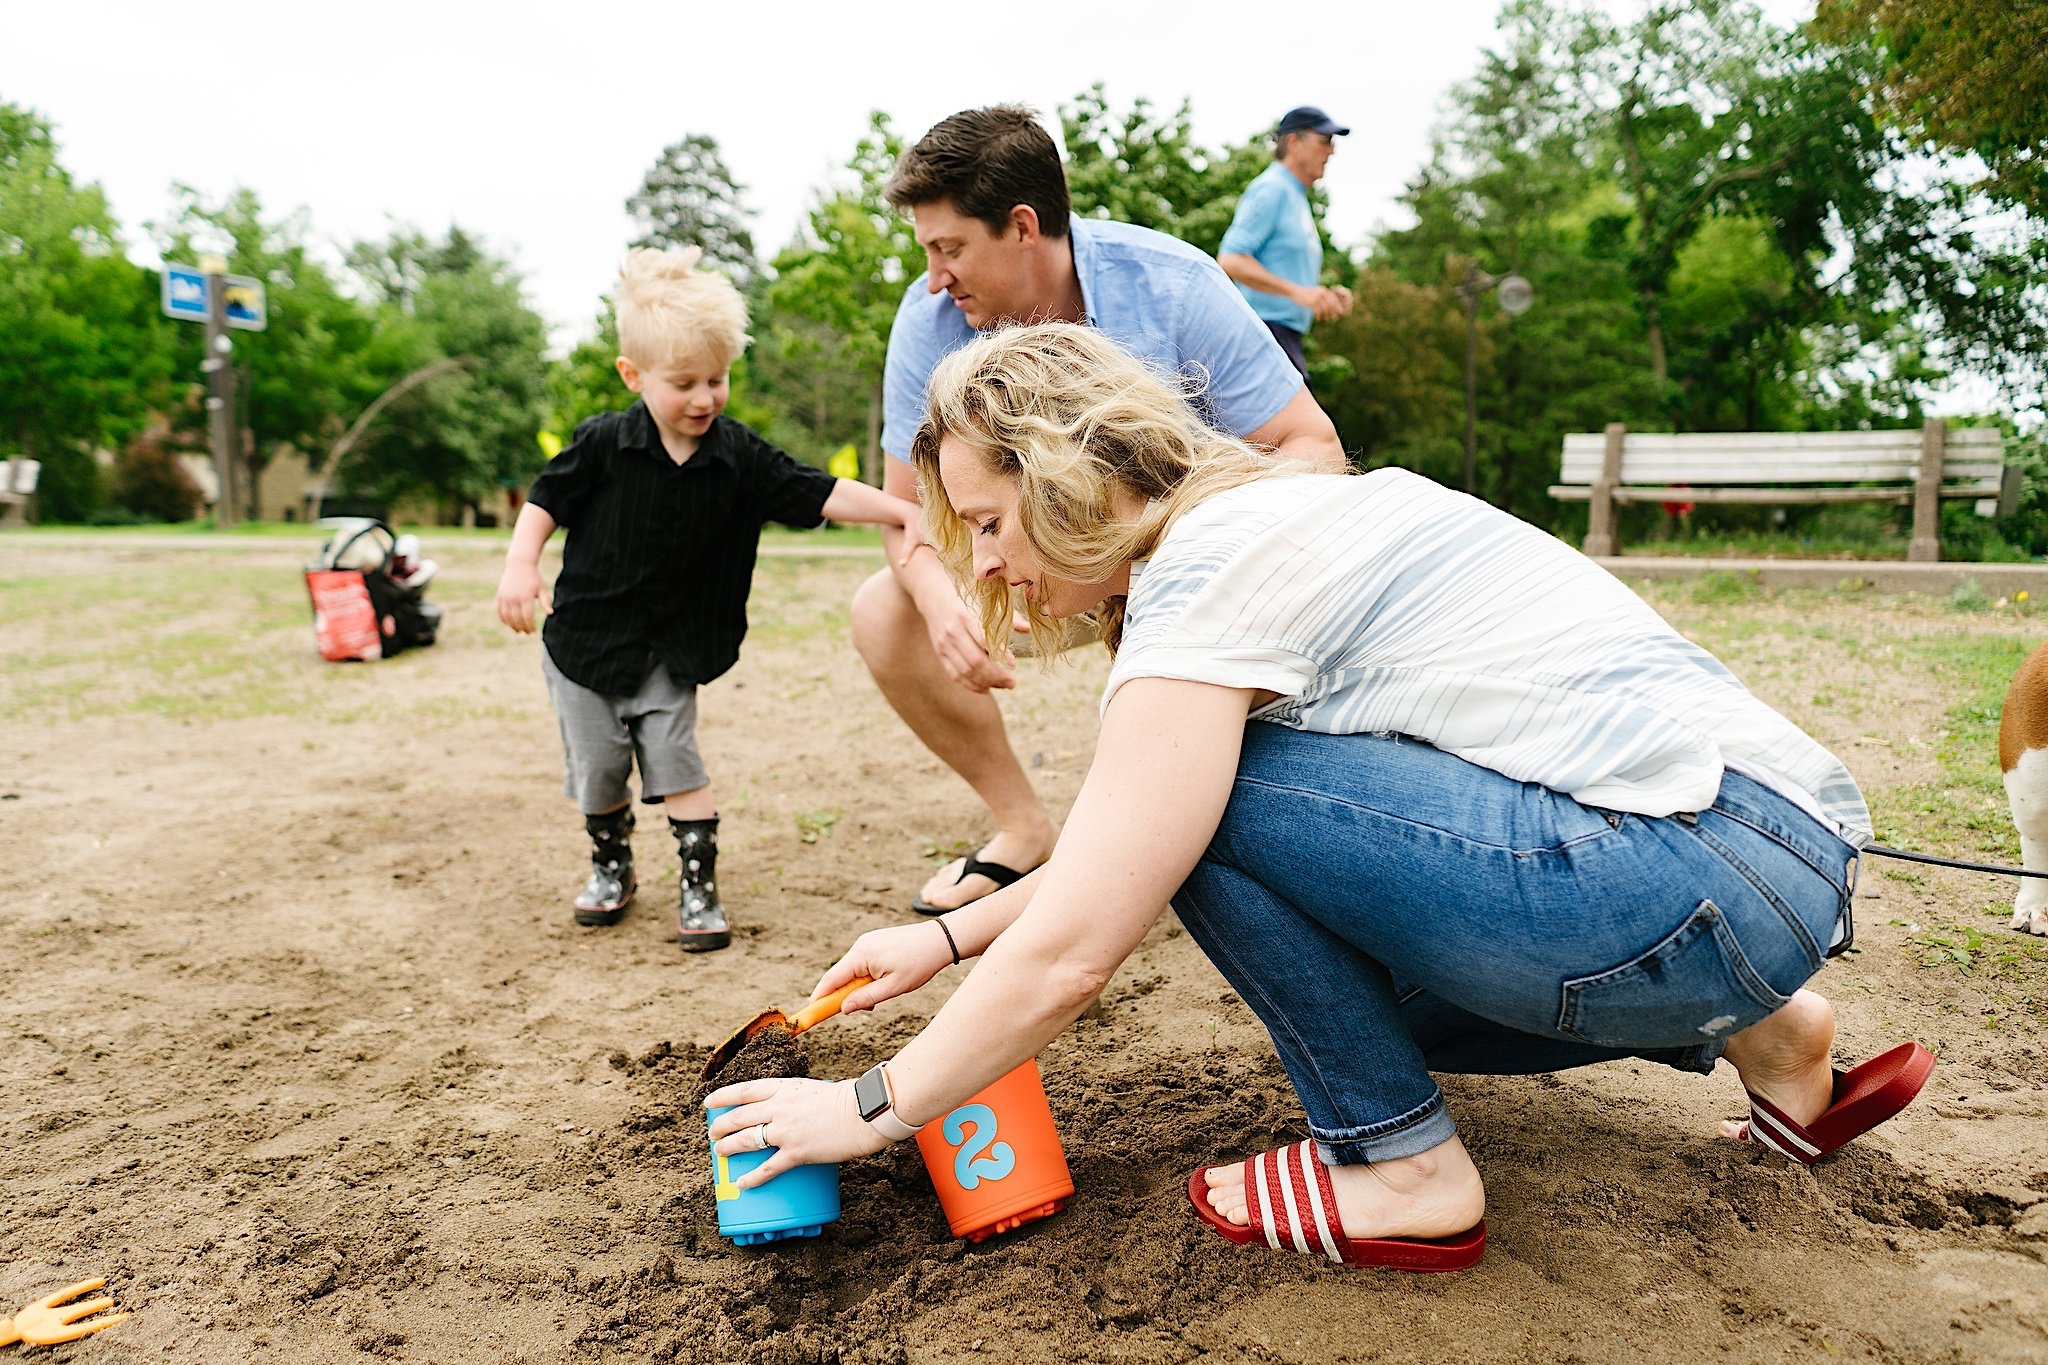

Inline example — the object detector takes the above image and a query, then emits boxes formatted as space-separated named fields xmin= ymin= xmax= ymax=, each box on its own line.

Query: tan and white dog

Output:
xmin=2000 ymin=637 xmax=2048 ymax=935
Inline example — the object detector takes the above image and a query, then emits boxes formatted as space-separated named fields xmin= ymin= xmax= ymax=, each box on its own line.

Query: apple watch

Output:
xmin=855 ymin=1063 xmax=923 ymax=1141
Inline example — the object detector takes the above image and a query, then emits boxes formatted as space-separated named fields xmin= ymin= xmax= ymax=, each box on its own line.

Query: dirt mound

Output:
xmin=3 ymin=540 xmax=2046 ymax=1363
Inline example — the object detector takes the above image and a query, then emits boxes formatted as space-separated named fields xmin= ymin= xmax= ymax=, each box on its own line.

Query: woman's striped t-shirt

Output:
xmin=1105 ymin=469 xmax=1872 ymax=844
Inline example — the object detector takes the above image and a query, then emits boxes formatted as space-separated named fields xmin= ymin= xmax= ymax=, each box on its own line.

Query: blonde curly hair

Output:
xmin=615 ymin=245 xmax=750 ymax=371
xmin=909 ymin=323 xmax=1313 ymax=660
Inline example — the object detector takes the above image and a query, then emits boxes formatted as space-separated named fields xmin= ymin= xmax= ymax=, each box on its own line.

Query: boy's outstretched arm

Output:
xmin=820 ymin=478 xmax=926 ymax=566
xmin=495 ymin=501 xmax=558 ymax=634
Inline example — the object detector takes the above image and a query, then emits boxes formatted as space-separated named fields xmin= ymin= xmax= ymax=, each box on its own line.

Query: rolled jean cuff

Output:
xmin=1669 ymin=1038 xmax=1724 ymax=1075
xmin=1313 ymin=1088 xmax=1458 ymax=1166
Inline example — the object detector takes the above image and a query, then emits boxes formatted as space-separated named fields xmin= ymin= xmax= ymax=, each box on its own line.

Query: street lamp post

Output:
xmin=1453 ymin=263 xmax=1534 ymax=498
xmin=198 ymin=252 xmax=237 ymax=526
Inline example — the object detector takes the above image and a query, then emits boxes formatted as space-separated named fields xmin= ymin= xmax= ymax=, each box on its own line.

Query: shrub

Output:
xmin=112 ymin=426 xmax=204 ymax=523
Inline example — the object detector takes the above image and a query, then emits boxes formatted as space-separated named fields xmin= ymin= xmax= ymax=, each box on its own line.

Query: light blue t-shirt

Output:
xmin=1218 ymin=161 xmax=1322 ymax=333
xmin=881 ymin=217 xmax=1303 ymax=463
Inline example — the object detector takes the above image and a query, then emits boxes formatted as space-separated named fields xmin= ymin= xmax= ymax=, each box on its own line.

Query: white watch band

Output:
xmin=863 ymin=1063 xmax=924 ymax=1141
xmin=868 ymin=1106 xmax=921 ymax=1142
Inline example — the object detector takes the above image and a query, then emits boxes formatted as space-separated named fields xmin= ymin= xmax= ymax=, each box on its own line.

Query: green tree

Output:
xmin=1819 ymin=0 xmax=2048 ymax=218
xmin=0 ymin=103 xmax=178 ymax=519
xmin=1557 ymin=0 xmax=2045 ymax=406
xmin=757 ymin=112 xmax=925 ymax=481
xmin=1308 ymin=268 xmax=1465 ymax=475
xmin=340 ymin=226 xmax=551 ymax=517
xmin=1060 ymin=86 xmax=1271 ymax=257
xmin=627 ymin=133 xmax=758 ymax=285
xmin=546 ymin=300 xmax=625 ymax=440
xmin=1375 ymin=33 xmax=1668 ymax=520
xmin=1374 ymin=0 xmax=2047 ymax=530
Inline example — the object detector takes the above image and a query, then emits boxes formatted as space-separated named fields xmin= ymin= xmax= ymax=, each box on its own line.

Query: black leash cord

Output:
xmin=1865 ymin=843 xmax=2048 ymax=880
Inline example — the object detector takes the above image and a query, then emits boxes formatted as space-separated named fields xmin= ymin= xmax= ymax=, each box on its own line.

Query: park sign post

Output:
xmin=162 ymin=260 xmax=266 ymax=525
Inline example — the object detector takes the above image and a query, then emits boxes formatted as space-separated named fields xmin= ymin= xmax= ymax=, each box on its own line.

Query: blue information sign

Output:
xmin=162 ymin=265 xmax=209 ymax=322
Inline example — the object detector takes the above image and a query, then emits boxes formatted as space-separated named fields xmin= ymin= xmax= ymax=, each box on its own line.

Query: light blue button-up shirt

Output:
xmin=1219 ymin=161 xmax=1322 ymax=333
xmin=881 ymin=217 xmax=1301 ymax=463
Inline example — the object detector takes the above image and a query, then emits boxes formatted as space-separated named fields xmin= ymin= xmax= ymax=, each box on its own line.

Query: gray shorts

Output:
xmin=542 ymin=652 xmax=709 ymax=813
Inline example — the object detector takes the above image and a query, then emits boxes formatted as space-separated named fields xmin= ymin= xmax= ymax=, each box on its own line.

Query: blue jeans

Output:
xmin=1172 ymin=726 xmax=1857 ymax=1166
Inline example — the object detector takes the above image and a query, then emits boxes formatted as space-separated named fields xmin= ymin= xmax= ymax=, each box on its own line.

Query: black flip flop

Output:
xmin=911 ymin=847 xmax=1033 ymax=916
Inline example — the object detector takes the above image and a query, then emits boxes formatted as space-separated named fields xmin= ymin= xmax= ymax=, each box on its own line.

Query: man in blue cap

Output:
xmin=1218 ymin=106 xmax=1354 ymax=376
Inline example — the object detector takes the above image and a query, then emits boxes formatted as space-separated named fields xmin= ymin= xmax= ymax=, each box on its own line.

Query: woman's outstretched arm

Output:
xmin=705 ymin=679 xmax=1257 ymax=1184
xmin=869 ymin=677 xmax=1255 ymax=1121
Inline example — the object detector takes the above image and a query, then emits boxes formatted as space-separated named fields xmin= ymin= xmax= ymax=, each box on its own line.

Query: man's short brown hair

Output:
xmin=885 ymin=106 xmax=1071 ymax=240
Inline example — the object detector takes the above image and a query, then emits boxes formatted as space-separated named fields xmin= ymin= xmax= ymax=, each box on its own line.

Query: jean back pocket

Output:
xmin=1557 ymin=899 xmax=1792 ymax=1050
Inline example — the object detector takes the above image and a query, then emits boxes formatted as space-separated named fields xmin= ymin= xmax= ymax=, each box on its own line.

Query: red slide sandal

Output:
xmin=1188 ymin=1140 xmax=1486 ymax=1273
xmin=1739 ymin=1041 xmax=1935 ymax=1164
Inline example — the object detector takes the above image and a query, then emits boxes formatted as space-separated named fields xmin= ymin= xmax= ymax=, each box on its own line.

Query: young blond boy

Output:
xmin=496 ymin=246 xmax=921 ymax=951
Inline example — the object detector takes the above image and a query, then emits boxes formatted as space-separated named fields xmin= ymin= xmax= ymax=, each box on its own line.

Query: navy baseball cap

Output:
xmin=1277 ymin=106 xmax=1350 ymax=137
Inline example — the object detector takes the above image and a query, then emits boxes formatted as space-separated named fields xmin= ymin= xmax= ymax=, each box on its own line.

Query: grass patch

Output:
xmin=1875 ymin=633 xmax=2033 ymax=862
xmin=1685 ymin=569 xmax=1767 ymax=605
xmin=795 ymin=809 xmax=840 ymax=843
xmin=1 ymin=561 xmax=333 ymax=722
xmin=1906 ymin=921 xmax=2048 ymax=978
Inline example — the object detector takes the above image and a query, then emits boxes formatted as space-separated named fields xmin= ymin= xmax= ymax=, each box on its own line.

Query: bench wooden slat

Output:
xmin=1556 ymin=454 xmax=2007 ymax=480
xmin=1548 ymin=485 xmax=1949 ymax=505
xmin=1559 ymin=428 xmax=2002 ymax=449
xmin=1558 ymin=457 xmax=2003 ymax=482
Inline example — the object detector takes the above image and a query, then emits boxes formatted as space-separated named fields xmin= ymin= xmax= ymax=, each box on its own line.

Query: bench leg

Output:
xmin=1909 ymin=419 xmax=1944 ymax=562
xmin=1581 ymin=422 xmax=1625 ymax=558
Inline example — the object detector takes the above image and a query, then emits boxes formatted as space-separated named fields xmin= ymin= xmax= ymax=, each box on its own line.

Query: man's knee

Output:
xmin=850 ymin=567 xmax=918 ymax=669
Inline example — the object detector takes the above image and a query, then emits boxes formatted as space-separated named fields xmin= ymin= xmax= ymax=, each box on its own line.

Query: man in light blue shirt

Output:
xmin=854 ymin=105 xmax=1345 ymax=916
xmin=1219 ymin=106 xmax=1355 ymax=376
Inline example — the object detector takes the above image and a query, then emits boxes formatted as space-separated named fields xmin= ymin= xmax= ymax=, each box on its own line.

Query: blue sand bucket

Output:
xmin=706 ymin=1105 xmax=841 ymax=1245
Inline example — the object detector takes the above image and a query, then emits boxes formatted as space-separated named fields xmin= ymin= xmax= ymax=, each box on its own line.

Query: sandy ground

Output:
xmin=3 ymin=533 xmax=2047 ymax=1364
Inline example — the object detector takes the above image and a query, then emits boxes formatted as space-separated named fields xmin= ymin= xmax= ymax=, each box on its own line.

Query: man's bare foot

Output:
xmin=1717 ymin=988 xmax=1836 ymax=1140
xmin=918 ymin=825 xmax=1055 ymax=911
xmin=1199 ymin=1134 xmax=1485 ymax=1242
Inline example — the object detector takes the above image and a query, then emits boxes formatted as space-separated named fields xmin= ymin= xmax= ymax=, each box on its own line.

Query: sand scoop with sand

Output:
xmin=701 ymin=977 xmax=872 ymax=1082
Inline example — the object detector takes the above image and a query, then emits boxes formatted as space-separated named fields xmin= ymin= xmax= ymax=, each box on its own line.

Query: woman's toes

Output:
xmin=1201 ymin=1163 xmax=1250 ymax=1226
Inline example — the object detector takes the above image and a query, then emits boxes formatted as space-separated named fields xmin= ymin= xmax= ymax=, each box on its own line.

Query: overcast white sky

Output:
xmin=8 ymin=0 xmax=1817 ymax=349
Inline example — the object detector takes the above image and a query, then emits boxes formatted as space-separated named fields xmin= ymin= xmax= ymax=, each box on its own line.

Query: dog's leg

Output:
xmin=2009 ymin=749 xmax=2048 ymax=935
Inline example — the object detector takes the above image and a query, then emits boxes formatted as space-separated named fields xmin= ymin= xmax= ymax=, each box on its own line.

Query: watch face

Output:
xmin=854 ymin=1066 xmax=890 ymax=1122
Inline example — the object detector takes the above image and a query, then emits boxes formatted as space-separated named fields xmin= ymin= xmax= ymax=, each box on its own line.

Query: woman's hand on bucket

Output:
xmin=811 ymin=926 xmax=953 ymax=1014
xmin=704 ymin=1078 xmax=889 ymax=1187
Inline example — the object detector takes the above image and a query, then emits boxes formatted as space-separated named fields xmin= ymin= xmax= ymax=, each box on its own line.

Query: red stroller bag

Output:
xmin=305 ymin=568 xmax=386 ymax=662
xmin=304 ymin=518 xmax=441 ymax=662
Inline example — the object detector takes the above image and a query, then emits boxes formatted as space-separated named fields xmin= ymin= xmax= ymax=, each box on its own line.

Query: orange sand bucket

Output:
xmin=915 ymin=1059 xmax=1073 ymax=1242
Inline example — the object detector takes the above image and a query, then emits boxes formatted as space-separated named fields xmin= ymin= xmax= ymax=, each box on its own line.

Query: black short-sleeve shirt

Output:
xmin=526 ymin=402 xmax=837 ymax=694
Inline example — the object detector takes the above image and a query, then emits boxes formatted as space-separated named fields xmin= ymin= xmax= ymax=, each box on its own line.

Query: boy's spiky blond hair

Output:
xmin=615 ymin=245 xmax=750 ymax=371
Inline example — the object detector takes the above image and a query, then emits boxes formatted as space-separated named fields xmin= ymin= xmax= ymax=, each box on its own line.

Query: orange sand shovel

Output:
xmin=0 ymin=1278 xmax=127 ymax=1348
xmin=701 ymin=977 xmax=873 ymax=1081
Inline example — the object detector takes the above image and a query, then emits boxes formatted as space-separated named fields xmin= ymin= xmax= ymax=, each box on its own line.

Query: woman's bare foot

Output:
xmin=1717 ymin=988 xmax=1836 ymax=1140
xmin=918 ymin=825 xmax=1055 ymax=911
xmin=1199 ymin=1134 xmax=1485 ymax=1242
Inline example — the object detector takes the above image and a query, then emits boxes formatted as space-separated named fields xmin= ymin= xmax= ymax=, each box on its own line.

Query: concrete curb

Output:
xmin=1596 ymin=556 xmax=2048 ymax=596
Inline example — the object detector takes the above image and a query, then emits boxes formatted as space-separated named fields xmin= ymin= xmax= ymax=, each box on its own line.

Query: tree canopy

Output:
xmin=7 ymin=17 xmax=2046 ymax=549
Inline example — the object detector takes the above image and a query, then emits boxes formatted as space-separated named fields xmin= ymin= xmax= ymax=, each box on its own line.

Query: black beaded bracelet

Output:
xmin=935 ymin=916 xmax=961 ymax=966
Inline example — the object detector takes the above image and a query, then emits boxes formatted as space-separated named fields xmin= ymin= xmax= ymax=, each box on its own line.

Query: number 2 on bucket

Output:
xmin=944 ymin=1104 xmax=1016 ymax=1190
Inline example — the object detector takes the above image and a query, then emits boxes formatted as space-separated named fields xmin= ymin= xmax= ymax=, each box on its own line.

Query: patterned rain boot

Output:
xmin=573 ymin=807 xmax=637 ymax=927
xmin=671 ymin=815 xmax=730 ymax=952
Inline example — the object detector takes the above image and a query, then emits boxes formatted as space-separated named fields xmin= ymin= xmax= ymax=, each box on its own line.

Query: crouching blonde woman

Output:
xmin=704 ymin=324 xmax=1933 ymax=1271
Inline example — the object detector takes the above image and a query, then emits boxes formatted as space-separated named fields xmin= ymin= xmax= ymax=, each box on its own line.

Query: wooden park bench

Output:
xmin=1550 ymin=421 xmax=2016 ymax=561
xmin=0 ymin=458 xmax=40 ymax=528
